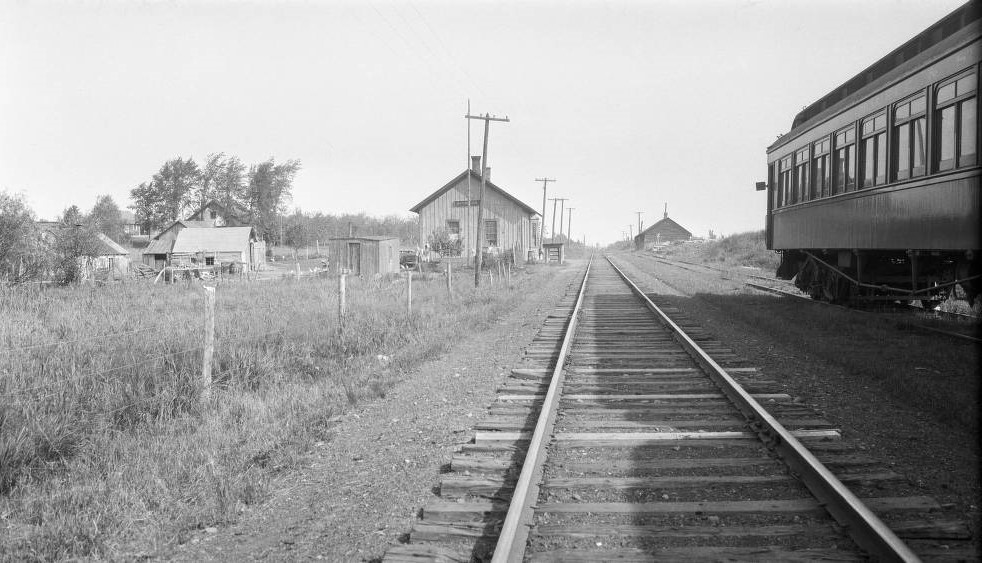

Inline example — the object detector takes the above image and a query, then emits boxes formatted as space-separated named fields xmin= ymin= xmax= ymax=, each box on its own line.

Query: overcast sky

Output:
xmin=0 ymin=0 xmax=966 ymax=244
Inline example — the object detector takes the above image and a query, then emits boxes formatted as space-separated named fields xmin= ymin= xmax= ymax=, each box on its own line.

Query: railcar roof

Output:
xmin=768 ymin=0 xmax=980 ymax=154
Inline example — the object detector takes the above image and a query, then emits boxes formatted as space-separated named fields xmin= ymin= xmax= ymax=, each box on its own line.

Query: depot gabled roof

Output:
xmin=638 ymin=216 xmax=692 ymax=238
xmin=410 ymin=169 xmax=540 ymax=217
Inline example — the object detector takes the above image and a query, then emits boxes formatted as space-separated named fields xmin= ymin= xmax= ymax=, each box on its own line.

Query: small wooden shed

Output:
xmin=543 ymin=242 xmax=565 ymax=265
xmin=329 ymin=236 xmax=399 ymax=277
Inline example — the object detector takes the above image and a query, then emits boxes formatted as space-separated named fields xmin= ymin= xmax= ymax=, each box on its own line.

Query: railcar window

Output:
xmin=833 ymin=127 xmax=856 ymax=193
xmin=861 ymin=112 xmax=887 ymax=187
xmin=794 ymin=147 xmax=809 ymax=202
xmin=778 ymin=155 xmax=792 ymax=206
xmin=811 ymin=138 xmax=830 ymax=198
xmin=935 ymin=71 xmax=977 ymax=171
xmin=893 ymin=94 xmax=927 ymax=180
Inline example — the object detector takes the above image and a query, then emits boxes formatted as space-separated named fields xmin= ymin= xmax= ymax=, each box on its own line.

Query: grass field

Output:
xmin=655 ymin=231 xmax=780 ymax=271
xmin=0 ymin=265 xmax=565 ymax=560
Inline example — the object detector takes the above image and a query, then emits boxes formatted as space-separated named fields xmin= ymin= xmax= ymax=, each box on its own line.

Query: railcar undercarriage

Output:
xmin=777 ymin=249 xmax=980 ymax=307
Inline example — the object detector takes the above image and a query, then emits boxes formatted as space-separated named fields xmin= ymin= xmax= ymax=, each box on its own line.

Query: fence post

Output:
xmin=201 ymin=286 xmax=216 ymax=404
xmin=447 ymin=260 xmax=453 ymax=302
xmin=296 ymin=262 xmax=301 ymax=280
xmin=338 ymin=272 xmax=347 ymax=330
xmin=406 ymin=269 xmax=412 ymax=315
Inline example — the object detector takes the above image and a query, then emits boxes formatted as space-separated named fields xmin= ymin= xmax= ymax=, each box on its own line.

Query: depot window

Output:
xmin=893 ymin=94 xmax=927 ymax=180
xmin=811 ymin=137 xmax=831 ymax=198
xmin=833 ymin=127 xmax=856 ymax=194
xmin=861 ymin=112 xmax=887 ymax=188
xmin=935 ymin=72 xmax=977 ymax=171
xmin=484 ymin=220 xmax=498 ymax=246
xmin=446 ymin=219 xmax=460 ymax=235
xmin=794 ymin=146 xmax=810 ymax=202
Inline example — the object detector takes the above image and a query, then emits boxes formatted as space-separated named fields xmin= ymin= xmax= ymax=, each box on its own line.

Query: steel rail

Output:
xmin=606 ymin=255 xmax=921 ymax=563
xmin=490 ymin=256 xmax=593 ymax=563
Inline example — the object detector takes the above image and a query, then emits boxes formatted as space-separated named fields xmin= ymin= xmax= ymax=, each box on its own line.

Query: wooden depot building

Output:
xmin=634 ymin=207 xmax=693 ymax=250
xmin=410 ymin=156 xmax=541 ymax=263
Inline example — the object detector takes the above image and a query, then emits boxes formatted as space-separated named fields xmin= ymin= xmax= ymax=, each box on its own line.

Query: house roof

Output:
xmin=171 ymin=227 xmax=255 ymax=253
xmin=188 ymin=199 xmax=250 ymax=220
xmin=89 ymin=233 xmax=129 ymax=256
xmin=638 ymin=216 xmax=692 ymax=238
xmin=409 ymin=169 xmax=540 ymax=217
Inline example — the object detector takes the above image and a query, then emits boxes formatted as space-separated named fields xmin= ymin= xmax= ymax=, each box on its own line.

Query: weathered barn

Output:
xmin=142 ymin=220 xmax=213 ymax=268
xmin=186 ymin=199 xmax=251 ymax=227
xmin=170 ymin=227 xmax=265 ymax=268
xmin=410 ymin=157 xmax=541 ymax=263
xmin=634 ymin=211 xmax=693 ymax=250
xmin=143 ymin=224 xmax=265 ymax=270
xmin=329 ymin=236 xmax=399 ymax=277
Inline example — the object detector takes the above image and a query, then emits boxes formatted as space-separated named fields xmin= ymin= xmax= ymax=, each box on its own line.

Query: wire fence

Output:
xmin=0 ymin=269 xmax=466 ymax=415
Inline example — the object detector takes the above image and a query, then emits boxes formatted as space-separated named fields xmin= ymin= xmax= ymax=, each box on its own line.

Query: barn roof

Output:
xmin=638 ymin=216 xmax=692 ymax=238
xmin=409 ymin=169 xmax=540 ymax=216
xmin=171 ymin=227 xmax=255 ymax=253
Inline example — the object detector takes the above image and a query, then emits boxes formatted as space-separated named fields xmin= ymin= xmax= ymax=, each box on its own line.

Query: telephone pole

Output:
xmin=548 ymin=198 xmax=561 ymax=243
xmin=535 ymin=178 xmax=555 ymax=252
xmin=635 ymin=211 xmax=644 ymax=234
xmin=566 ymin=208 xmax=574 ymax=245
xmin=557 ymin=198 xmax=569 ymax=240
xmin=465 ymin=111 xmax=509 ymax=287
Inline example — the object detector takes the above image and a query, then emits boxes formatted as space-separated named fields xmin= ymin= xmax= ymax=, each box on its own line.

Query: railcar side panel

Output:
xmin=771 ymin=172 xmax=980 ymax=250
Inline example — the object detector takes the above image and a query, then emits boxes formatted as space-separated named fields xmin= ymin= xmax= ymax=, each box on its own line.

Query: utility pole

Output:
xmin=465 ymin=111 xmax=510 ymax=287
xmin=629 ymin=224 xmax=634 ymax=240
xmin=465 ymin=99 xmax=472 ymax=262
xmin=635 ymin=211 xmax=644 ymax=234
xmin=566 ymin=208 xmax=574 ymax=245
xmin=557 ymin=198 xmax=569 ymax=240
xmin=548 ymin=198 xmax=560 ymax=243
xmin=535 ymin=177 xmax=555 ymax=252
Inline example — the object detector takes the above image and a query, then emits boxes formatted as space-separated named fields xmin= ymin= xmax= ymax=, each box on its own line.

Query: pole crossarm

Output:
xmin=465 ymin=113 xmax=510 ymax=123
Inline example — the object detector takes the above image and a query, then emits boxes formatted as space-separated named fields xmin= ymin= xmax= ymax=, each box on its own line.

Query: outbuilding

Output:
xmin=329 ymin=235 xmax=399 ymax=277
xmin=634 ymin=208 xmax=693 ymax=250
xmin=410 ymin=157 xmax=541 ymax=263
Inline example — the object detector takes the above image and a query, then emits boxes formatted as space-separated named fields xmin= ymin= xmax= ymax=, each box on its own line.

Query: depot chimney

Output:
xmin=471 ymin=155 xmax=481 ymax=174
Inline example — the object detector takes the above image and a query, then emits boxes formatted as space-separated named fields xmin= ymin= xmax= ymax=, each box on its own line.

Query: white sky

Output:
xmin=0 ymin=0 xmax=966 ymax=244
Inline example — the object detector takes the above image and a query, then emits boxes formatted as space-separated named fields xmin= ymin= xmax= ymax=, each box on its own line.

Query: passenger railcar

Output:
xmin=762 ymin=1 xmax=981 ymax=305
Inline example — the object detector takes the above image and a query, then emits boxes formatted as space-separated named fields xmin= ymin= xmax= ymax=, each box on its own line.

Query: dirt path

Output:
xmin=159 ymin=264 xmax=582 ymax=562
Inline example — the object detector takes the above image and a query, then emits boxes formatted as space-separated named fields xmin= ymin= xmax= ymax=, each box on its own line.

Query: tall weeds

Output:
xmin=0 ymin=268 xmax=558 ymax=560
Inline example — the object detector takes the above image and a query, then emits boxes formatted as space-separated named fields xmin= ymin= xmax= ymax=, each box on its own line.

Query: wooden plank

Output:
xmin=532 ymin=522 xmax=807 ymax=538
xmin=528 ymin=546 xmax=863 ymax=562
xmin=535 ymin=496 xmax=940 ymax=514
xmin=383 ymin=543 xmax=470 ymax=563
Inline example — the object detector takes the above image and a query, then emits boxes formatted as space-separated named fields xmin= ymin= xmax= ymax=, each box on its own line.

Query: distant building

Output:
xmin=635 ymin=207 xmax=692 ymax=250
xmin=410 ymin=156 xmax=541 ymax=263
xmin=186 ymin=199 xmax=251 ymax=227
xmin=86 ymin=233 xmax=130 ymax=276
xmin=329 ymin=235 xmax=399 ymax=277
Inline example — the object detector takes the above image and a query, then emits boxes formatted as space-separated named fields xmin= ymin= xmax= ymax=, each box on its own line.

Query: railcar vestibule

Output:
xmin=770 ymin=68 xmax=977 ymax=210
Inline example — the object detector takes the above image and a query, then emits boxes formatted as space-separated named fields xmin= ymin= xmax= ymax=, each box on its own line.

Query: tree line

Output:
xmin=130 ymin=154 xmax=300 ymax=241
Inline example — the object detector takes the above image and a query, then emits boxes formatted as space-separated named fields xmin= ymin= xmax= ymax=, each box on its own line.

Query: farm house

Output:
xmin=410 ymin=156 xmax=541 ymax=263
xmin=142 ymin=219 xmax=214 ymax=269
xmin=85 ymin=233 xmax=130 ymax=276
xmin=634 ymin=209 xmax=693 ymax=250
xmin=185 ymin=199 xmax=251 ymax=227
xmin=329 ymin=236 xmax=399 ymax=277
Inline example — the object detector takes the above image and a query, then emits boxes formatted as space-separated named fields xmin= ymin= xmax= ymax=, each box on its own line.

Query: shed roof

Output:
xmin=171 ymin=227 xmax=255 ymax=253
xmin=409 ymin=169 xmax=540 ymax=216
xmin=89 ymin=233 xmax=129 ymax=256
xmin=638 ymin=216 xmax=692 ymax=238
xmin=144 ymin=237 xmax=173 ymax=255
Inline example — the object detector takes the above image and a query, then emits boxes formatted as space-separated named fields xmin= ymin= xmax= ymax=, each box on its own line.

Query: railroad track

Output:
xmin=384 ymin=256 xmax=975 ymax=562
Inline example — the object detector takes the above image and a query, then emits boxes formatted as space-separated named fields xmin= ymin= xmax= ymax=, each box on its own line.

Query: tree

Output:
xmin=212 ymin=154 xmax=247 ymax=213
xmin=51 ymin=205 xmax=99 ymax=284
xmin=129 ymin=156 xmax=202 ymax=234
xmin=0 ymin=191 xmax=44 ymax=283
xmin=89 ymin=195 xmax=126 ymax=244
xmin=246 ymin=158 xmax=301 ymax=242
